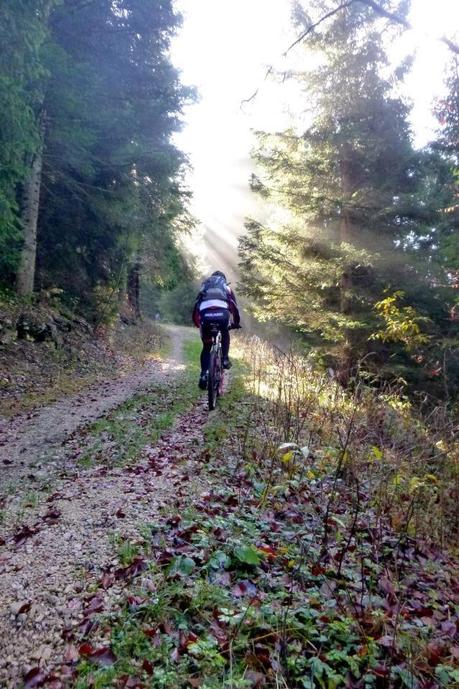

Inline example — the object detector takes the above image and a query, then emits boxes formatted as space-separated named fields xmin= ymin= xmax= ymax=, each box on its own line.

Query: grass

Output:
xmin=113 ymin=536 xmax=142 ymax=567
xmin=204 ymin=353 xmax=249 ymax=452
xmin=0 ymin=476 xmax=56 ymax=531
xmin=21 ymin=491 xmax=40 ymax=508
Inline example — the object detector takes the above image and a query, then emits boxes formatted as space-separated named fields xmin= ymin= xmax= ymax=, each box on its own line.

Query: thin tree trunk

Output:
xmin=16 ymin=1 xmax=55 ymax=296
xmin=338 ymin=153 xmax=354 ymax=313
xmin=127 ymin=261 xmax=141 ymax=320
xmin=16 ymin=117 xmax=45 ymax=297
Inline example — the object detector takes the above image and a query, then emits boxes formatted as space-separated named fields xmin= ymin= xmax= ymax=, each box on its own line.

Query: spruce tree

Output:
xmin=432 ymin=59 xmax=459 ymax=276
xmin=29 ymin=0 xmax=192 ymax=317
xmin=240 ymin=1 xmax=457 ymax=391
xmin=0 ymin=0 xmax=56 ymax=282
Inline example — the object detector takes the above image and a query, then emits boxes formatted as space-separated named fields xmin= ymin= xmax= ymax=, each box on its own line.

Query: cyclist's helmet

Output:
xmin=211 ymin=270 xmax=227 ymax=281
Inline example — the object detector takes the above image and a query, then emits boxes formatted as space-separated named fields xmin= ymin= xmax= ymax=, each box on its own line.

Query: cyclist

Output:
xmin=192 ymin=271 xmax=241 ymax=390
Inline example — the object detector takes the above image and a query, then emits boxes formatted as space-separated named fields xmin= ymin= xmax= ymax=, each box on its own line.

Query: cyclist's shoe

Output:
xmin=198 ymin=372 xmax=208 ymax=390
xmin=222 ymin=357 xmax=232 ymax=370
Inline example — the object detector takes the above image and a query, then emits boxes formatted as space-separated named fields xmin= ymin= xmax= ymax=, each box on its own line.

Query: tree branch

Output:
xmin=358 ymin=0 xmax=410 ymax=29
xmin=287 ymin=0 xmax=459 ymax=56
xmin=361 ymin=0 xmax=459 ymax=53
xmin=240 ymin=67 xmax=273 ymax=108
xmin=284 ymin=0 xmax=356 ymax=56
xmin=242 ymin=0 xmax=459 ymax=108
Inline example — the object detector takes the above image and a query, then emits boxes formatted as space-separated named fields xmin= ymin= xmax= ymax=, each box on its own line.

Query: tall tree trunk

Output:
xmin=127 ymin=260 xmax=142 ymax=321
xmin=337 ymin=152 xmax=354 ymax=385
xmin=338 ymin=153 xmax=354 ymax=313
xmin=16 ymin=116 xmax=45 ymax=297
xmin=15 ymin=1 xmax=55 ymax=297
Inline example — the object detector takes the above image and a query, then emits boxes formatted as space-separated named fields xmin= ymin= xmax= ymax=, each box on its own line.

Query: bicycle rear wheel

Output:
xmin=207 ymin=348 xmax=220 ymax=410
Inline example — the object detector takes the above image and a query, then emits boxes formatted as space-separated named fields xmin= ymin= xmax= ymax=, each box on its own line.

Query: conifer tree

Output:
xmin=240 ymin=1 xmax=457 ymax=390
xmin=432 ymin=59 xmax=459 ymax=277
xmin=0 ymin=0 xmax=56 ymax=282
xmin=0 ymin=0 xmax=193 ymax=317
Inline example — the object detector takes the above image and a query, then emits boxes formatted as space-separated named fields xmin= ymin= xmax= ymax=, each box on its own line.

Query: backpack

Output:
xmin=199 ymin=274 xmax=228 ymax=303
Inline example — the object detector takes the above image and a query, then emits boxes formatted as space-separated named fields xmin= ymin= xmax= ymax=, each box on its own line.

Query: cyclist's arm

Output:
xmin=192 ymin=299 xmax=201 ymax=328
xmin=227 ymin=288 xmax=240 ymax=327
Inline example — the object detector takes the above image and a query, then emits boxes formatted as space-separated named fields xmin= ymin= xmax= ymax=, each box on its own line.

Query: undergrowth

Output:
xmin=59 ymin=337 xmax=458 ymax=689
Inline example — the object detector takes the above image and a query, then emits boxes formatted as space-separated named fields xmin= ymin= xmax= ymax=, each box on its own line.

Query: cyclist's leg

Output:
xmin=219 ymin=311 xmax=231 ymax=368
xmin=199 ymin=322 xmax=212 ymax=389
xmin=221 ymin=328 xmax=231 ymax=368
xmin=200 ymin=337 xmax=212 ymax=372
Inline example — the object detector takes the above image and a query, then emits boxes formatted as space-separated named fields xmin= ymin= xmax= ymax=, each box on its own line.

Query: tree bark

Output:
xmin=16 ymin=122 xmax=45 ymax=296
xmin=16 ymin=2 xmax=55 ymax=296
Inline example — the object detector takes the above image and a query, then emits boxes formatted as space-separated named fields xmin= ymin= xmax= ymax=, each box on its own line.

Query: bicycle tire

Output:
xmin=215 ymin=345 xmax=224 ymax=398
xmin=207 ymin=348 xmax=218 ymax=410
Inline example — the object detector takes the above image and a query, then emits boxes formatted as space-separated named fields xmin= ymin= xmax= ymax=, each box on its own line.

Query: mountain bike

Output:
xmin=207 ymin=323 xmax=225 ymax=411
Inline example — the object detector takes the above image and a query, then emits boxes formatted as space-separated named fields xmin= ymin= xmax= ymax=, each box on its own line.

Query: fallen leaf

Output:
xmin=232 ymin=580 xmax=258 ymax=598
xmin=142 ymin=659 xmax=154 ymax=675
xmin=43 ymin=508 xmax=61 ymax=523
xmin=90 ymin=646 xmax=117 ymax=667
xmin=14 ymin=524 xmax=39 ymax=546
xmin=79 ymin=642 xmax=95 ymax=657
xmin=63 ymin=645 xmax=79 ymax=664
xmin=245 ymin=670 xmax=267 ymax=688
xmin=101 ymin=572 xmax=115 ymax=589
xmin=23 ymin=668 xmax=47 ymax=688
xmin=85 ymin=595 xmax=104 ymax=614
xmin=12 ymin=600 xmax=31 ymax=615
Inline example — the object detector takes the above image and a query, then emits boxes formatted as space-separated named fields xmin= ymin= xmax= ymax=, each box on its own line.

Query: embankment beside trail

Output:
xmin=0 ymin=298 xmax=164 ymax=417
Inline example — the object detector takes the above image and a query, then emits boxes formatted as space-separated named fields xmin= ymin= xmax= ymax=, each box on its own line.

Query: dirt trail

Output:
xmin=0 ymin=324 xmax=187 ymax=493
xmin=0 ymin=324 xmax=210 ymax=687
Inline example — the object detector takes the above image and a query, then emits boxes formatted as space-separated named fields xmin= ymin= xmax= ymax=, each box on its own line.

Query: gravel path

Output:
xmin=0 ymin=324 xmax=211 ymax=688
xmin=0 ymin=325 xmax=188 ymax=494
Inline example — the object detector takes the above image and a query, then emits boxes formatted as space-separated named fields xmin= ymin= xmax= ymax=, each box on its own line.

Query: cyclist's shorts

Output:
xmin=200 ymin=307 xmax=230 ymax=343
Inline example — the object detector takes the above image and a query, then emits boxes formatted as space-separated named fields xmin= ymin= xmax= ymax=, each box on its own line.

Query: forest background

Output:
xmin=0 ymin=0 xmax=458 ymax=403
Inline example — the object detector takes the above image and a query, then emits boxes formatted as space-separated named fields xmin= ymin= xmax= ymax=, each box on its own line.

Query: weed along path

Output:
xmin=0 ymin=324 xmax=211 ymax=687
